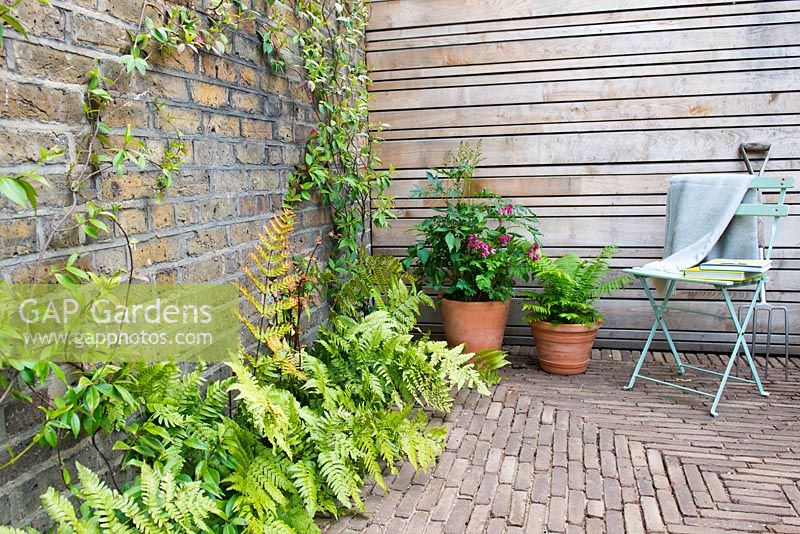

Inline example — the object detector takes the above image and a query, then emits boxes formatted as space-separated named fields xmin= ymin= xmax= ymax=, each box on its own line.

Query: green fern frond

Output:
xmin=524 ymin=246 xmax=630 ymax=326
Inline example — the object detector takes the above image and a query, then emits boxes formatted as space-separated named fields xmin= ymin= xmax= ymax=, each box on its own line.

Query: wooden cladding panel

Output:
xmin=367 ymin=1 xmax=800 ymax=353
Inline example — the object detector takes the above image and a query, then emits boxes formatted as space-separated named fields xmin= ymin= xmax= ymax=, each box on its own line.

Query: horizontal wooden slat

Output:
xmin=368 ymin=23 xmax=800 ymax=71
xmin=373 ymin=215 xmax=800 ymax=248
xmin=379 ymin=114 xmax=800 ymax=141
xmin=376 ymin=128 xmax=800 ymax=169
xmin=369 ymin=9 xmax=800 ymax=52
xmin=370 ymin=69 xmax=800 ymax=111
xmin=370 ymin=45 xmax=800 ymax=84
xmin=371 ymin=55 xmax=800 ymax=92
xmin=367 ymin=0 xmax=778 ymax=31
xmin=373 ymin=92 xmax=800 ymax=133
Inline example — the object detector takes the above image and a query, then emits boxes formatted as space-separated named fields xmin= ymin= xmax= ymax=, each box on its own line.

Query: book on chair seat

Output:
xmin=682 ymin=266 xmax=762 ymax=281
xmin=698 ymin=259 xmax=772 ymax=273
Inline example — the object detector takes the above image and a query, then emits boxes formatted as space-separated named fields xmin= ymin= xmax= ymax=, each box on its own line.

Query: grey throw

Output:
xmin=644 ymin=174 xmax=760 ymax=277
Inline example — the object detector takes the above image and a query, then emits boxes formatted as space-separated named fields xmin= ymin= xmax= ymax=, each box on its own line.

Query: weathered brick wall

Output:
xmin=0 ymin=0 xmax=331 ymax=526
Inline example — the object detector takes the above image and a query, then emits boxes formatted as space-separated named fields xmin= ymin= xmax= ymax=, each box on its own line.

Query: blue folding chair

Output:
xmin=623 ymin=175 xmax=794 ymax=416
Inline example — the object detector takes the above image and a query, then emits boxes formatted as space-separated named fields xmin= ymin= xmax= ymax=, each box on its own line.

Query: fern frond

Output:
xmin=41 ymin=488 xmax=84 ymax=533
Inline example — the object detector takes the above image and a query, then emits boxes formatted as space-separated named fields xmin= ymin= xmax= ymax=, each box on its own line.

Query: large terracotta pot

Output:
xmin=530 ymin=321 xmax=602 ymax=375
xmin=440 ymin=298 xmax=510 ymax=354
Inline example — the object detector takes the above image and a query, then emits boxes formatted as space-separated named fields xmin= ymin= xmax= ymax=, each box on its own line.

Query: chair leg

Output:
xmin=625 ymin=279 xmax=680 ymax=390
xmin=645 ymin=281 xmax=684 ymax=373
xmin=783 ymin=307 xmax=790 ymax=381
xmin=624 ymin=319 xmax=657 ymax=390
xmin=712 ymin=286 xmax=769 ymax=418
xmin=710 ymin=341 xmax=741 ymax=418
xmin=764 ymin=307 xmax=773 ymax=381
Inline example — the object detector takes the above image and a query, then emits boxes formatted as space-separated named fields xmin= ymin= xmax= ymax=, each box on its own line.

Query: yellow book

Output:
xmin=682 ymin=266 xmax=761 ymax=281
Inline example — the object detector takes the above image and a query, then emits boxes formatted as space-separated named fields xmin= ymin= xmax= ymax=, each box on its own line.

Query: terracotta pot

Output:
xmin=440 ymin=298 xmax=510 ymax=354
xmin=530 ymin=321 xmax=602 ymax=375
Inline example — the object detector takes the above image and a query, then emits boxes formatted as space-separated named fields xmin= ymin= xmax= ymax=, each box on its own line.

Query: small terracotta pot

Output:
xmin=440 ymin=298 xmax=510 ymax=354
xmin=530 ymin=321 xmax=602 ymax=375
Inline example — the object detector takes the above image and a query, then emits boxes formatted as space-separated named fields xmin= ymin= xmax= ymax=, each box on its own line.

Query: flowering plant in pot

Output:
xmin=522 ymin=245 xmax=631 ymax=375
xmin=403 ymin=142 xmax=541 ymax=353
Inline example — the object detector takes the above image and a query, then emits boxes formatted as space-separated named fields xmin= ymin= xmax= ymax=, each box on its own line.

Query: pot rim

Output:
xmin=529 ymin=320 xmax=603 ymax=332
xmin=441 ymin=297 xmax=511 ymax=305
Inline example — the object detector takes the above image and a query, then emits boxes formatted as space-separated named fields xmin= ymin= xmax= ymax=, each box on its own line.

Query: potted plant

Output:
xmin=522 ymin=245 xmax=631 ymax=374
xmin=403 ymin=142 xmax=541 ymax=353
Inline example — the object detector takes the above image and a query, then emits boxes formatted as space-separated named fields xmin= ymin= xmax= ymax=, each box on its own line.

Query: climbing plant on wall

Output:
xmin=286 ymin=0 xmax=395 ymax=271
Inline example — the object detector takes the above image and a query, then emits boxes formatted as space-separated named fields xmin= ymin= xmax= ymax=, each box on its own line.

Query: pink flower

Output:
xmin=528 ymin=245 xmax=541 ymax=260
xmin=467 ymin=234 xmax=494 ymax=257
xmin=498 ymin=203 xmax=514 ymax=216
xmin=498 ymin=234 xmax=511 ymax=246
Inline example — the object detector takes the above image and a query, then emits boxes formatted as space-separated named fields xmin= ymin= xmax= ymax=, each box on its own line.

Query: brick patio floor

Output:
xmin=324 ymin=348 xmax=800 ymax=534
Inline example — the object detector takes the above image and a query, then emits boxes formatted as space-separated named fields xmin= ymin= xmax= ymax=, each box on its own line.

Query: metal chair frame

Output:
xmin=622 ymin=174 xmax=794 ymax=416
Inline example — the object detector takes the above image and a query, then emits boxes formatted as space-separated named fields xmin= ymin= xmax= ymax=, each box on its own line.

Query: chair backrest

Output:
xmin=735 ymin=175 xmax=795 ymax=261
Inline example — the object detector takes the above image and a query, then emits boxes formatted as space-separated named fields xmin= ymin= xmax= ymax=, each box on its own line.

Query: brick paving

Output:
xmin=324 ymin=349 xmax=800 ymax=533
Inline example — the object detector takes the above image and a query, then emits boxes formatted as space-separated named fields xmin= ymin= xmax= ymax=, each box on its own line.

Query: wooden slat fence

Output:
xmin=367 ymin=0 xmax=800 ymax=354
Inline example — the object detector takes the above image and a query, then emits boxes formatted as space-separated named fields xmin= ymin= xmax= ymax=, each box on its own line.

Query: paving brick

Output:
xmin=551 ymin=466 xmax=568 ymax=497
xmin=445 ymin=458 xmax=470 ymax=489
xmin=567 ymin=489 xmax=585 ymax=526
xmin=531 ymin=473 xmax=550 ymax=504
xmin=605 ymin=510 xmax=625 ymax=534
xmin=548 ymin=496 xmax=567 ymax=533
xmin=459 ymin=466 xmax=483 ymax=498
xmin=443 ymin=498 xmax=473 ymax=534
xmin=509 ymin=490 xmax=527 ymax=526
xmin=603 ymin=477 xmax=622 ymax=511
xmin=586 ymin=499 xmax=604 ymax=518
xmin=514 ymin=462 xmax=533 ymax=491
xmin=415 ymin=478 xmax=444 ymax=512
xmin=406 ymin=511 xmax=429 ymax=534
xmin=395 ymin=485 xmax=423 ymax=518
xmin=491 ymin=483 xmax=513 ymax=518
xmin=641 ymin=495 xmax=665 ymax=532
xmin=485 ymin=448 xmax=504 ymax=473
xmin=464 ymin=504 xmax=490 ymax=534
xmin=499 ymin=455 xmax=518 ymax=484
xmin=474 ymin=473 xmax=497 ymax=506
xmin=586 ymin=469 xmax=603 ymax=501
xmin=431 ymin=487 xmax=458 ymax=522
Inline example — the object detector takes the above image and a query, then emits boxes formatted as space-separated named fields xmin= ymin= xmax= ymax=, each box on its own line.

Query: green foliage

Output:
xmin=321 ymin=253 xmax=429 ymax=321
xmin=286 ymin=0 xmax=395 ymax=271
xmin=0 ymin=0 xmax=49 ymax=50
xmin=0 ymin=146 xmax=62 ymax=210
xmin=42 ymin=462 xmax=217 ymax=533
xmin=84 ymin=66 xmax=188 ymax=202
xmin=522 ymin=245 xmax=632 ymax=326
xmin=120 ymin=2 xmax=284 ymax=77
xmin=4 ymin=208 xmax=491 ymax=533
xmin=470 ymin=349 xmax=511 ymax=386
xmin=404 ymin=142 xmax=541 ymax=302
xmin=239 ymin=208 xmax=319 ymax=356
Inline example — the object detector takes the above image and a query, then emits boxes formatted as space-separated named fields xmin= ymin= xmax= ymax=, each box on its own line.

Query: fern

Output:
xmin=239 ymin=209 xmax=317 ymax=355
xmin=7 ymin=210 xmax=496 ymax=534
xmin=522 ymin=245 xmax=632 ymax=326
xmin=40 ymin=489 xmax=84 ymax=533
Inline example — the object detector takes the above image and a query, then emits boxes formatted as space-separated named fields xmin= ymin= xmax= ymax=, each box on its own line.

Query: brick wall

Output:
xmin=0 ymin=0 xmax=332 ymax=526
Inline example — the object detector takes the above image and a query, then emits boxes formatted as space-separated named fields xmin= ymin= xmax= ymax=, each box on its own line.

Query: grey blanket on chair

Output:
xmin=644 ymin=174 xmax=760 ymax=275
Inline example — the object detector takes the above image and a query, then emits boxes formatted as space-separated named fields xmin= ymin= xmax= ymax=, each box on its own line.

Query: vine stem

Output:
xmin=92 ymin=433 xmax=120 ymax=492
xmin=0 ymin=373 xmax=18 ymax=405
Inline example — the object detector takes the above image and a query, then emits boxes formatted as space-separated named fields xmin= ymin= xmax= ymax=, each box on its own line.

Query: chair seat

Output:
xmin=623 ymin=267 xmax=766 ymax=288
